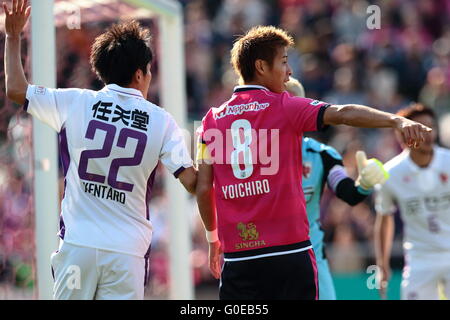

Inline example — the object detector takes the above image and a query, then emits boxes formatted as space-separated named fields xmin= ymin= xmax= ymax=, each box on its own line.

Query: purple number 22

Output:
xmin=78 ymin=119 xmax=147 ymax=192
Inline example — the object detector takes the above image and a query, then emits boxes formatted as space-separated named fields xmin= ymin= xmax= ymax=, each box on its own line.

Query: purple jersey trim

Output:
xmin=59 ymin=128 xmax=71 ymax=178
xmin=143 ymin=166 xmax=158 ymax=286
xmin=23 ymin=99 xmax=29 ymax=112
xmin=58 ymin=128 xmax=70 ymax=240
xmin=58 ymin=215 xmax=66 ymax=240
xmin=173 ymin=166 xmax=186 ymax=179
xmin=145 ymin=166 xmax=158 ymax=220
xmin=144 ymin=245 xmax=152 ymax=287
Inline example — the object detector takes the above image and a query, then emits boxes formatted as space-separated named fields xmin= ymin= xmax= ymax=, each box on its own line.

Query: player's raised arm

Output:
xmin=322 ymin=104 xmax=432 ymax=149
xmin=3 ymin=0 xmax=30 ymax=105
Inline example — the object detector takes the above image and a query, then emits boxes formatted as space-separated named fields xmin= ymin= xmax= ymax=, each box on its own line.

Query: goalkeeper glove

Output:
xmin=355 ymin=151 xmax=390 ymax=190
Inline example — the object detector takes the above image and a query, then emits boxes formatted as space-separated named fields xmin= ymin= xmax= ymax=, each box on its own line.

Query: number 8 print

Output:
xmin=230 ymin=119 xmax=253 ymax=179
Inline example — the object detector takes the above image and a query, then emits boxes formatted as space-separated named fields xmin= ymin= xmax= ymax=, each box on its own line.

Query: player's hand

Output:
xmin=208 ymin=240 xmax=222 ymax=279
xmin=377 ymin=264 xmax=391 ymax=300
xmin=355 ymin=151 xmax=389 ymax=190
xmin=2 ymin=0 xmax=31 ymax=38
xmin=393 ymin=116 xmax=432 ymax=148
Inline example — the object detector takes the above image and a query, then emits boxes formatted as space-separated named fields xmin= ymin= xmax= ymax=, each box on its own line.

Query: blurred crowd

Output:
xmin=1 ymin=0 xmax=450 ymax=298
xmin=180 ymin=0 xmax=450 ymax=277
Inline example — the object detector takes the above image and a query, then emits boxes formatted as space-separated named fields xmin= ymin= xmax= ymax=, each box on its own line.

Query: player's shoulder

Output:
xmin=281 ymin=92 xmax=326 ymax=106
xmin=281 ymin=91 xmax=308 ymax=105
xmin=143 ymin=101 xmax=176 ymax=123
xmin=47 ymin=86 xmax=91 ymax=97
xmin=303 ymin=137 xmax=342 ymax=160
xmin=433 ymin=146 xmax=450 ymax=170
xmin=203 ymin=102 xmax=227 ymax=124
xmin=435 ymin=146 xmax=450 ymax=159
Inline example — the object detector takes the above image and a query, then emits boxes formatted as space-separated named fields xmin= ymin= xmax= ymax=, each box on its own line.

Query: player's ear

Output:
xmin=133 ymin=68 xmax=144 ymax=83
xmin=254 ymin=59 xmax=266 ymax=76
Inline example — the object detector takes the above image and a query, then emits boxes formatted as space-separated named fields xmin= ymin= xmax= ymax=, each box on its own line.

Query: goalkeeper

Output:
xmin=286 ymin=78 xmax=389 ymax=299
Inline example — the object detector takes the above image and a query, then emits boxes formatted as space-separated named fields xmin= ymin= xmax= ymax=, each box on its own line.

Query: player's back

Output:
xmin=25 ymin=84 xmax=191 ymax=258
xmin=200 ymin=85 xmax=328 ymax=256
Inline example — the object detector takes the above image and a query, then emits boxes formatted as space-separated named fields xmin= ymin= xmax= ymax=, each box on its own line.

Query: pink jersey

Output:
xmin=199 ymin=85 xmax=329 ymax=257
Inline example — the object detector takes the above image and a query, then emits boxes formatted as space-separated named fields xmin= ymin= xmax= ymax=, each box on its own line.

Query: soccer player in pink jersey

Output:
xmin=196 ymin=26 xmax=431 ymax=300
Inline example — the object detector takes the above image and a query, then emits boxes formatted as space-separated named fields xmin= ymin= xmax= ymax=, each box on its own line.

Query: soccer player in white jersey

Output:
xmin=3 ymin=0 xmax=196 ymax=299
xmin=375 ymin=103 xmax=450 ymax=300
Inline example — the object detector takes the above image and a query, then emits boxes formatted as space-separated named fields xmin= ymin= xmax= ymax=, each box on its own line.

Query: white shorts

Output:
xmin=401 ymin=251 xmax=450 ymax=300
xmin=50 ymin=240 xmax=147 ymax=300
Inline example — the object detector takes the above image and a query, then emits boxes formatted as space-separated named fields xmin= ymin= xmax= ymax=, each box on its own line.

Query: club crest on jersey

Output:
xmin=440 ymin=173 xmax=448 ymax=184
xmin=35 ymin=86 xmax=46 ymax=95
xmin=235 ymin=222 xmax=266 ymax=250
xmin=303 ymin=162 xmax=312 ymax=179
xmin=310 ymin=100 xmax=323 ymax=106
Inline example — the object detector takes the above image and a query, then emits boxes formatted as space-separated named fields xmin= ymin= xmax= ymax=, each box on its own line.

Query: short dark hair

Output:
xmin=396 ymin=103 xmax=436 ymax=121
xmin=230 ymin=26 xmax=294 ymax=83
xmin=90 ymin=20 xmax=153 ymax=86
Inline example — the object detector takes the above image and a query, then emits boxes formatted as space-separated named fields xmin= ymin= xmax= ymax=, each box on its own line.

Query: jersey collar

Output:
xmin=405 ymin=145 xmax=440 ymax=172
xmin=105 ymin=84 xmax=144 ymax=98
xmin=233 ymin=85 xmax=269 ymax=93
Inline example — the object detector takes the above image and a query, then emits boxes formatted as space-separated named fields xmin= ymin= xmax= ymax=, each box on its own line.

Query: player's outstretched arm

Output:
xmin=323 ymin=104 xmax=432 ymax=148
xmin=196 ymin=163 xmax=221 ymax=279
xmin=3 ymin=0 xmax=30 ymax=105
xmin=374 ymin=213 xmax=394 ymax=299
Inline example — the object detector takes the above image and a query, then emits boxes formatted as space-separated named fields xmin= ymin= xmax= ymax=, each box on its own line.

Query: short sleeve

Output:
xmin=24 ymin=84 xmax=83 ymax=132
xmin=159 ymin=114 xmax=193 ymax=178
xmin=281 ymin=93 xmax=330 ymax=133
xmin=375 ymin=183 xmax=396 ymax=215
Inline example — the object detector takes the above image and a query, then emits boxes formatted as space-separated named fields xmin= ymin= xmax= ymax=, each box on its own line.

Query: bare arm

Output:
xmin=177 ymin=166 xmax=197 ymax=194
xmin=374 ymin=213 xmax=395 ymax=298
xmin=323 ymin=104 xmax=432 ymax=148
xmin=3 ymin=0 xmax=31 ymax=105
xmin=196 ymin=163 xmax=217 ymax=233
xmin=196 ymin=163 xmax=221 ymax=279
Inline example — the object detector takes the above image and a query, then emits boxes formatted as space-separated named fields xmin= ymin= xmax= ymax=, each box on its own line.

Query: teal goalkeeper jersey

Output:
xmin=302 ymin=137 xmax=344 ymax=260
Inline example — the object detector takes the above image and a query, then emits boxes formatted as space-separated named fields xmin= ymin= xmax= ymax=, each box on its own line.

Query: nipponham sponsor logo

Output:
xmin=214 ymin=101 xmax=270 ymax=120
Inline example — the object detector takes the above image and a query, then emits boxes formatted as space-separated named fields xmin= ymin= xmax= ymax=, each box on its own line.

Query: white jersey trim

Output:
xmin=223 ymin=245 xmax=313 ymax=262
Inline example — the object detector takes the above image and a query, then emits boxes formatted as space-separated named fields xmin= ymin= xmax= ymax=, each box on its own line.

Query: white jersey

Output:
xmin=25 ymin=84 xmax=193 ymax=257
xmin=375 ymin=146 xmax=450 ymax=254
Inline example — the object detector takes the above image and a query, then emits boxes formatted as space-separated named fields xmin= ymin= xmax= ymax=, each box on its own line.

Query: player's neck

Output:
xmin=409 ymin=148 xmax=434 ymax=168
xmin=244 ymin=80 xmax=268 ymax=89
xmin=124 ymin=82 xmax=148 ymax=98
